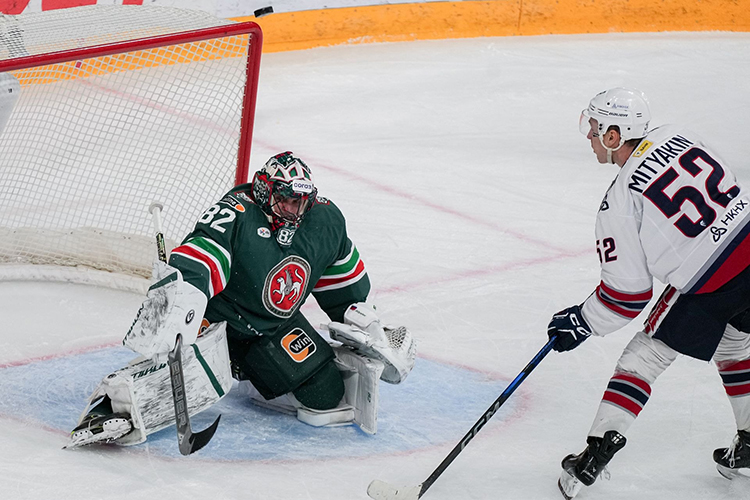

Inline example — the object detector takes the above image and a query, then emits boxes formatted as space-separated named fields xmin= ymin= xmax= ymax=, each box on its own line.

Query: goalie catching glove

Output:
xmin=123 ymin=260 xmax=207 ymax=359
xmin=326 ymin=303 xmax=416 ymax=384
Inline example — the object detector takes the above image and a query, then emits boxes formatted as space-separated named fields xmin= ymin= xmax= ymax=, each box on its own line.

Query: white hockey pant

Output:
xmin=589 ymin=326 xmax=750 ymax=438
xmin=77 ymin=321 xmax=233 ymax=445
xmin=239 ymin=345 xmax=385 ymax=434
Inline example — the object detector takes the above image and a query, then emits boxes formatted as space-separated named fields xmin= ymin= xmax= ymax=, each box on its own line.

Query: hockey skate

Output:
xmin=714 ymin=429 xmax=750 ymax=480
xmin=558 ymin=431 xmax=626 ymax=499
xmin=65 ymin=397 xmax=133 ymax=449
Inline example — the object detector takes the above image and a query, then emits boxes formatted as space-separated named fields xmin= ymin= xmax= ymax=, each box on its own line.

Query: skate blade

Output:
xmin=716 ymin=464 xmax=750 ymax=481
xmin=63 ymin=418 xmax=132 ymax=449
xmin=558 ymin=469 xmax=584 ymax=500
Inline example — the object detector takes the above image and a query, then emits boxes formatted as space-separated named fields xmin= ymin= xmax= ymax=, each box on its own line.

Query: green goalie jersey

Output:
xmin=168 ymin=184 xmax=371 ymax=339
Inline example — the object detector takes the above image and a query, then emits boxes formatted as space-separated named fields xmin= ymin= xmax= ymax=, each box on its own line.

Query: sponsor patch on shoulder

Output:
xmin=257 ymin=227 xmax=271 ymax=238
xmin=221 ymin=194 xmax=245 ymax=212
xmin=632 ymin=140 xmax=653 ymax=158
xmin=315 ymin=196 xmax=330 ymax=205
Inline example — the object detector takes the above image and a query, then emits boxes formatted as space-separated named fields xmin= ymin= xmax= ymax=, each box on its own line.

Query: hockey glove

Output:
xmin=547 ymin=304 xmax=592 ymax=352
xmin=326 ymin=303 xmax=416 ymax=384
xmin=123 ymin=261 xmax=208 ymax=359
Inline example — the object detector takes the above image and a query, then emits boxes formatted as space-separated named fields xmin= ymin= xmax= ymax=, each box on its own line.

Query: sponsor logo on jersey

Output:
xmin=199 ymin=318 xmax=211 ymax=335
xmin=257 ymin=227 xmax=271 ymax=238
xmin=263 ymin=256 xmax=311 ymax=317
xmin=632 ymin=140 xmax=653 ymax=158
xmin=712 ymin=197 xmax=749 ymax=243
xmin=316 ymin=196 xmax=330 ymax=205
xmin=220 ymin=194 xmax=245 ymax=212
xmin=719 ymin=198 xmax=748 ymax=228
xmin=280 ymin=328 xmax=317 ymax=362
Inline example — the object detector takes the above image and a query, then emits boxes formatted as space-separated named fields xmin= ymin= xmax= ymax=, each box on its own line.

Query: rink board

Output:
xmin=0 ymin=347 xmax=522 ymax=461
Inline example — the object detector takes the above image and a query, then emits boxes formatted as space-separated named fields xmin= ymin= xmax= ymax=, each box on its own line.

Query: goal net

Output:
xmin=0 ymin=6 xmax=262 ymax=292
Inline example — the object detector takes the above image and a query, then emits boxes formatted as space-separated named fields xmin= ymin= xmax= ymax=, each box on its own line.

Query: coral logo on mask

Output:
xmin=292 ymin=179 xmax=314 ymax=194
xmin=281 ymin=328 xmax=317 ymax=362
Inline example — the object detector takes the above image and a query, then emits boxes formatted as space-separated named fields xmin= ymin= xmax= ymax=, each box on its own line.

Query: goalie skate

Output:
xmin=65 ymin=412 xmax=133 ymax=449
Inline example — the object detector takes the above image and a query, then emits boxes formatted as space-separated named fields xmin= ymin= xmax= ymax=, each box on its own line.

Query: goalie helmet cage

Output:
xmin=0 ymin=6 xmax=262 ymax=292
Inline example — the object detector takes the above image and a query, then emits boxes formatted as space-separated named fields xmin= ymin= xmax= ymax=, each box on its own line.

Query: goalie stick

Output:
xmin=367 ymin=335 xmax=558 ymax=500
xmin=150 ymin=202 xmax=221 ymax=455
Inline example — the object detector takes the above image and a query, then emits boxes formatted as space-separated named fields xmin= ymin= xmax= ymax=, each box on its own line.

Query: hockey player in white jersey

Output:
xmin=547 ymin=88 xmax=750 ymax=499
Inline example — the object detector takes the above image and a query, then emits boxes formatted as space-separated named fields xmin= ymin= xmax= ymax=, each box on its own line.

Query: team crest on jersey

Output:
xmin=220 ymin=194 xmax=245 ymax=212
xmin=281 ymin=328 xmax=317 ymax=362
xmin=263 ymin=256 xmax=311 ymax=317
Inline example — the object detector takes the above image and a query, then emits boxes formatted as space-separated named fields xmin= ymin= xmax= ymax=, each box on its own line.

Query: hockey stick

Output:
xmin=367 ymin=335 xmax=558 ymax=500
xmin=149 ymin=202 xmax=221 ymax=455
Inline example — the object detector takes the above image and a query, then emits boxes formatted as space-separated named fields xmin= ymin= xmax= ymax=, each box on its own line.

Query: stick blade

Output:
xmin=179 ymin=414 xmax=221 ymax=455
xmin=367 ymin=480 xmax=422 ymax=500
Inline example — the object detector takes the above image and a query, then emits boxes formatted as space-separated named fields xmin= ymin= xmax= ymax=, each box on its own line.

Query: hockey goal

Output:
xmin=0 ymin=6 xmax=262 ymax=292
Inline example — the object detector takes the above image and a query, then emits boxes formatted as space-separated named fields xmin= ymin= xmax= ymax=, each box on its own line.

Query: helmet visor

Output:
xmin=579 ymin=109 xmax=595 ymax=136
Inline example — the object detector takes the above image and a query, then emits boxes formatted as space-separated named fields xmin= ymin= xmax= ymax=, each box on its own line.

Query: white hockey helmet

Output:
xmin=579 ymin=87 xmax=651 ymax=142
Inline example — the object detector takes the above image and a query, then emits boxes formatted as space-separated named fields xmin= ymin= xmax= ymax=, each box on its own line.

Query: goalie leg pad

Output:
xmin=238 ymin=346 xmax=384 ymax=434
xmin=332 ymin=345 xmax=384 ymax=435
xmin=77 ymin=321 xmax=233 ymax=445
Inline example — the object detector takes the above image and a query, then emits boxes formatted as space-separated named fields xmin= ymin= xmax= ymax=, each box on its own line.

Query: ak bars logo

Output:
xmin=281 ymin=328 xmax=317 ymax=362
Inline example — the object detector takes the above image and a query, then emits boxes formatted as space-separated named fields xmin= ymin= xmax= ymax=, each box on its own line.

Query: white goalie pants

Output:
xmin=588 ymin=325 xmax=750 ymax=439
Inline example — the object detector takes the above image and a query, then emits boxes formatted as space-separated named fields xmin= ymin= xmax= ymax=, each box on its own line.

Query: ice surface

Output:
xmin=1 ymin=32 xmax=750 ymax=500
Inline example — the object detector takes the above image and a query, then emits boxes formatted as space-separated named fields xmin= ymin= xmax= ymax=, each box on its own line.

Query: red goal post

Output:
xmin=0 ymin=6 xmax=263 ymax=292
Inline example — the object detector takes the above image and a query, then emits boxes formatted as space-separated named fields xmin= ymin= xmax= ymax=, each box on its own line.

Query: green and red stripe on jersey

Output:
xmin=170 ymin=237 xmax=231 ymax=298
xmin=313 ymin=245 xmax=366 ymax=292
xmin=595 ymin=281 xmax=653 ymax=319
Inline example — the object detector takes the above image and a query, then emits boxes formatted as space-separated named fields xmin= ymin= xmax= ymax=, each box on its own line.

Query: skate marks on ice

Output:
xmin=0 ymin=347 xmax=525 ymax=461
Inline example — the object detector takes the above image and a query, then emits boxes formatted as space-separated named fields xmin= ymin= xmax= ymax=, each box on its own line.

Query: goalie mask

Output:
xmin=251 ymin=152 xmax=317 ymax=247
